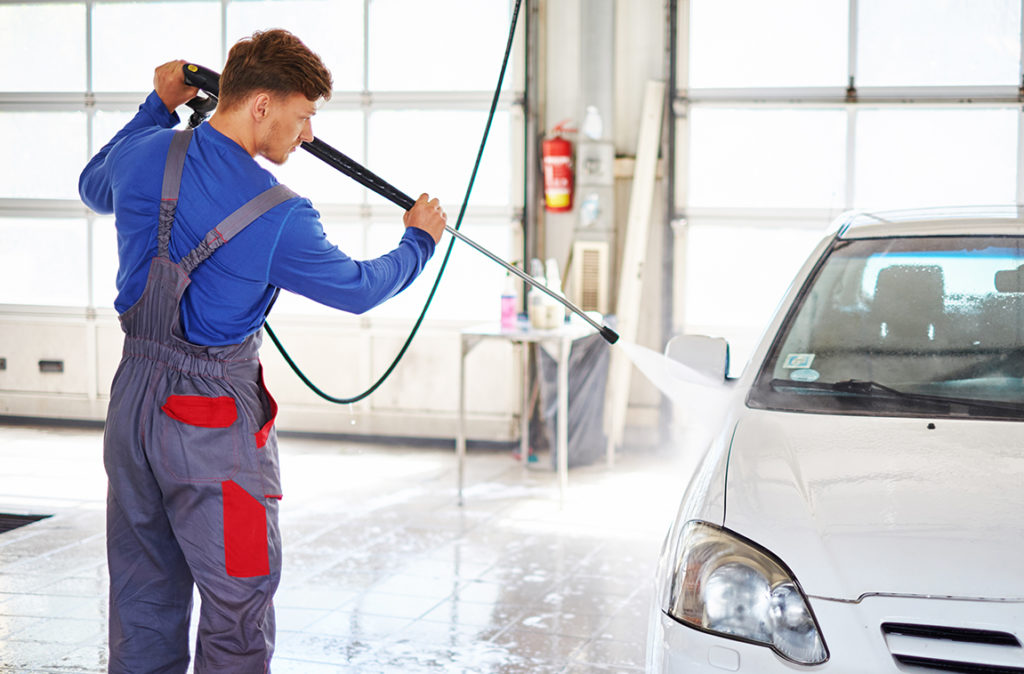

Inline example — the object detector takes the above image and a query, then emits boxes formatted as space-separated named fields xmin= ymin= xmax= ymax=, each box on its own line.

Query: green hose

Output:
xmin=264 ymin=0 xmax=524 ymax=404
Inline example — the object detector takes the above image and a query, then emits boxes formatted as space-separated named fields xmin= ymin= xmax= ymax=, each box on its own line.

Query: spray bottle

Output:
xmin=527 ymin=258 xmax=548 ymax=329
xmin=500 ymin=271 xmax=517 ymax=329
xmin=544 ymin=258 xmax=567 ymax=327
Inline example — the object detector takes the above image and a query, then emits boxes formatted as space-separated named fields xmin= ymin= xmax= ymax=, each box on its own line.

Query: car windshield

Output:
xmin=749 ymin=234 xmax=1024 ymax=420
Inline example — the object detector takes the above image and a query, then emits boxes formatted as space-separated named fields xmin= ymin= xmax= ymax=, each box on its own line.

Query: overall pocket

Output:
xmin=158 ymin=392 xmax=242 ymax=483
xmin=215 ymin=367 xmax=281 ymax=578
xmin=221 ymin=479 xmax=269 ymax=577
xmin=252 ymin=365 xmax=282 ymax=500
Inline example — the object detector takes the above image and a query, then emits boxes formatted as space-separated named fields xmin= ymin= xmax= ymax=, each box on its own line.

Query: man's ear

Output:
xmin=251 ymin=92 xmax=272 ymax=122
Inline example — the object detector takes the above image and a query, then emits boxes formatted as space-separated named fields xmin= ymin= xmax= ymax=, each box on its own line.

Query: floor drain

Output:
xmin=0 ymin=513 xmax=52 ymax=535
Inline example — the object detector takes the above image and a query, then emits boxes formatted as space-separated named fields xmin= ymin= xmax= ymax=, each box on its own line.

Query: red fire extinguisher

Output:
xmin=542 ymin=121 xmax=575 ymax=212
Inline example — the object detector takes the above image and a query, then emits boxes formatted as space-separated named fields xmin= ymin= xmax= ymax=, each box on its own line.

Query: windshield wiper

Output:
xmin=769 ymin=378 xmax=1024 ymax=414
xmin=771 ymin=378 xmax=931 ymax=399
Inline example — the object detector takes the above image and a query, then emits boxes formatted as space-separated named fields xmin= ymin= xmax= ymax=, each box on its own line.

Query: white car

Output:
xmin=647 ymin=207 xmax=1024 ymax=673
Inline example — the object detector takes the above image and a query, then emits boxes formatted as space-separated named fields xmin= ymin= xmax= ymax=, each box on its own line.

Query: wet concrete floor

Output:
xmin=0 ymin=423 xmax=688 ymax=673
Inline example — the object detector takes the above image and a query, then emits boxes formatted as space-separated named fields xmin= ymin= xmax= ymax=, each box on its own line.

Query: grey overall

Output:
xmin=104 ymin=128 xmax=296 ymax=673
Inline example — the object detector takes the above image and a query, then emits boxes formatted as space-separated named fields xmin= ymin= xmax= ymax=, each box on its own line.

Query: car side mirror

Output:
xmin=994 ymin=264 xmax=1024 ymax=293
xmin=664 ymin=334 xmax=730 ymax=382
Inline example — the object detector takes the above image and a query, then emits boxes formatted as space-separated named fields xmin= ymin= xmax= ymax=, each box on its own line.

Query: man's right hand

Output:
xmin=153 ymin=60 xmax=199 ymax=114
xmin=403 ymin=193 xmax=447 ymax=244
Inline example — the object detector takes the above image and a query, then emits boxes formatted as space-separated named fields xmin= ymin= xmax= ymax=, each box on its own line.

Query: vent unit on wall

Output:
xmin=570 ymin=240 xmax=610 ymax=315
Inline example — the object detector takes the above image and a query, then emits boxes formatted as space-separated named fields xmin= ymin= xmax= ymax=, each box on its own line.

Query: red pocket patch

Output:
xmin=162 ymin=395 xmax=238 ymax=428
xmin=222 ymin=480 xmax=269 ymax=578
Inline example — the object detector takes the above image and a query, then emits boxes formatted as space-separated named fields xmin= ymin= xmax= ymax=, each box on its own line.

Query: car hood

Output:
xmin=723 ymin=409 xmax=1024 ymax=601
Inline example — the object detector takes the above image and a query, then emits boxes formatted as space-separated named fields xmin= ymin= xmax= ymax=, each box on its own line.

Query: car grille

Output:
xmin=882 ymin=622 xmax=1024 ymax=673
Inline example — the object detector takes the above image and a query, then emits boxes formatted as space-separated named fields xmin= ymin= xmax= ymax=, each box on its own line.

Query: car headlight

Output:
xmin=664 ymin=520 xmax=828 ymax=665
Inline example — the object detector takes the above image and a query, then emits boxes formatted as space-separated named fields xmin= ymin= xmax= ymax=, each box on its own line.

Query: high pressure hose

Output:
xmin=293 ymin=0 xmax=521 ymax=403
xmin=182 ymin=0 xmax=615 ymax=405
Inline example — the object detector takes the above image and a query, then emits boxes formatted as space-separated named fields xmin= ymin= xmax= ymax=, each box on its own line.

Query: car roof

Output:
xmin=833 ymin=205 xmax=1024 ymax=238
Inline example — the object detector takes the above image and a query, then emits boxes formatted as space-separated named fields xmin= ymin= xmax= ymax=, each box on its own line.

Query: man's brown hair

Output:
xmin=218 ymin=29 xmax=333 ymax=110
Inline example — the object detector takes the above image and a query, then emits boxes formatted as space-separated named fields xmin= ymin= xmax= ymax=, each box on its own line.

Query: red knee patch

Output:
xmin=222 ymin=480 xmax=269 ymax=577
xmin=162 ymin=395 xmax=237 ymax=428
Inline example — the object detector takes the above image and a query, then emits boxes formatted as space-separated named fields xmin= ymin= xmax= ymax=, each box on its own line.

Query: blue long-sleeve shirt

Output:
xmin=80 ymin=91 xmax=435 ymax=346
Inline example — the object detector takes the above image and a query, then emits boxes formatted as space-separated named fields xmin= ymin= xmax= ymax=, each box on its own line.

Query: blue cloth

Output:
xmin=80 ymin=91 xmax=435 ymax=346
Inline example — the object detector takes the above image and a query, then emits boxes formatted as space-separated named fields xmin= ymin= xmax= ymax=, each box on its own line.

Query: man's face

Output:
xmin=257 ymin=92 xmax=318 ymax=165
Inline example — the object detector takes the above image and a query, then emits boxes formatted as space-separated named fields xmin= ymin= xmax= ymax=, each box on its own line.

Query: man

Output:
xmin=79 ymin=30 xmax=446 ymax=673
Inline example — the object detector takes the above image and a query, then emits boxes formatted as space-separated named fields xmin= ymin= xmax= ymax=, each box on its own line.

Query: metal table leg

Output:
xmin=557 ymin=335 xmax=570 ymax=505
xmin=519 ymin=341 xmax=530 ymax=472
xmin=457 ymin=334 xmax=468 ymax=506
xmin=457 ymin=335 xmax=482 ymax=505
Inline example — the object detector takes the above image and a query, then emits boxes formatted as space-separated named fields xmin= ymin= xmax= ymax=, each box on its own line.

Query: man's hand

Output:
xmin=403 ymin=193 xmax=447 ymax=244
xmin=154 ymin=60 xmax=199 ymax=114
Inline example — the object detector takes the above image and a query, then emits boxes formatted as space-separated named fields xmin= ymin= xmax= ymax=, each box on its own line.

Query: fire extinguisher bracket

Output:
xmin=575 ymin=141 xmax=615 ymax=188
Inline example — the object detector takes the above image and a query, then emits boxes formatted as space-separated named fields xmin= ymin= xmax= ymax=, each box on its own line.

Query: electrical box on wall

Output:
xmin=577 ymin=141 xmax=615 ymax=187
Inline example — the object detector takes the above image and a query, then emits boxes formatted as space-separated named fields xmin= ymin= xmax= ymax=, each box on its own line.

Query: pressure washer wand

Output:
xmin=449 ymin=223 xmax=618 ymax=340
xmin=182 ymin=63 xmax=619 ymax=344
xmin=303 ymin=136 xmax=618 ymax=344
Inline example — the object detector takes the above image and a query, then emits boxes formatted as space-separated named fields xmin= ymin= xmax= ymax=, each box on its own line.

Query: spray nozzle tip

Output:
xmin=599 ymin=326 xmax=620 ymax=344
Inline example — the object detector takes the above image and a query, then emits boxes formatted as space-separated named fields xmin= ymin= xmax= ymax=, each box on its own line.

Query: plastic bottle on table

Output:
xmin=500 ymin=272 xmax=517 ymax=329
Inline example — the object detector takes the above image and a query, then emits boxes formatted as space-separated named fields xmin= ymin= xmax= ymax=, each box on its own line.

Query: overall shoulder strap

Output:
xmin=158 ymin=129 xmax=194 ymax=259
xmin=179 ymin=184 xmax=298 ymax=275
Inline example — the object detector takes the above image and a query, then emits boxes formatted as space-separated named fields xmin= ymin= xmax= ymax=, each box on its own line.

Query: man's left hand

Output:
xmin=403 ymin=194 xmax=447 ymax=244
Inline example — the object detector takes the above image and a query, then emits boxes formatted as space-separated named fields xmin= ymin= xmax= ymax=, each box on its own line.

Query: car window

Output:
xmin=749 ymin=235 xmax=1024 ymax=420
